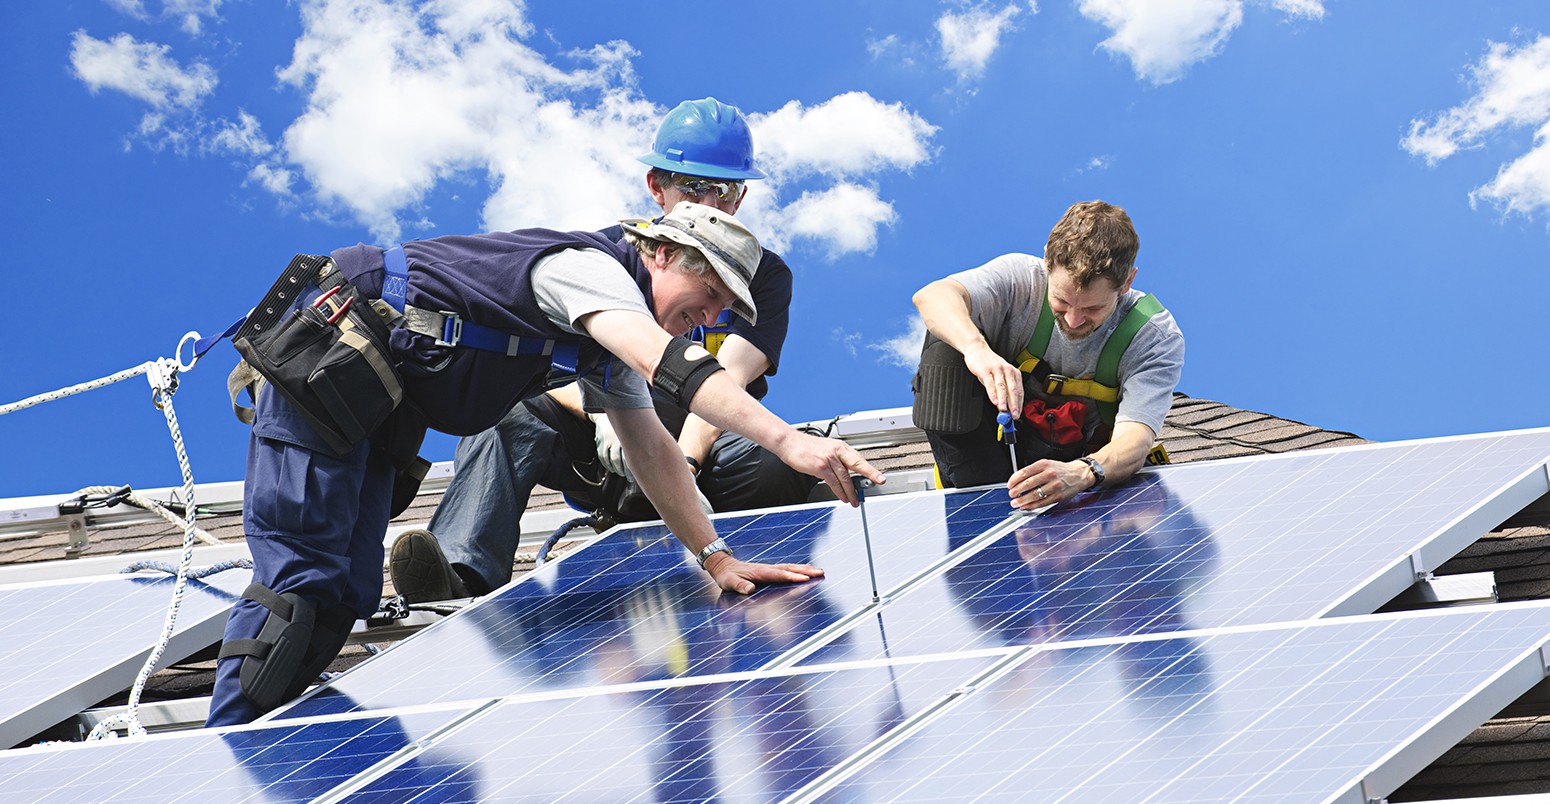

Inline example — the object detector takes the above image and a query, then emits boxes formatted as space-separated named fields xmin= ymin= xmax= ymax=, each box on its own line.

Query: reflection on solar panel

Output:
xmin=788 ymin=430 xmax=1550 ymax=667
xmin=807 ymin=603 xmax=1550 ymax=803
xmin=0 ymin=706 xmax=466 ymax=802
xmin=277 ymin=489 xmax=1013 ymax=718
xmin=338 ymin=654 xmax=997 ymax=801
xmin=0 ymin=570 xmax=249 ymax=749
xmin=8 ymin=429 xmax=1550 ymax=800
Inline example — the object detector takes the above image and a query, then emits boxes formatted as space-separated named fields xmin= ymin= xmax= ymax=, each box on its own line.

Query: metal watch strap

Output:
xmin=696 ymin=537 xmax=732 ymax=569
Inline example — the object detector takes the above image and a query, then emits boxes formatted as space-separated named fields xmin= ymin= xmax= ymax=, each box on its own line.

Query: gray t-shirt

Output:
xmin=949 ymin=253 xmax=1184 ymax=437
xmin=530 ymin=247 xmax=654 ymax=410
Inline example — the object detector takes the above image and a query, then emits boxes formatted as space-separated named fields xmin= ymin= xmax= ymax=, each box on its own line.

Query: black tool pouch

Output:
xmin=1018 ymin=386 xmax=1102 ymax=464
xmin=234 ymin=257 xmax=404 ymax=456
xmin=912 ymin=333 xmax=984 ymax=434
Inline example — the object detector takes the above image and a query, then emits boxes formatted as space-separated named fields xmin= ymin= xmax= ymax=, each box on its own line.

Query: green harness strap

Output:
xmin=1016 ymin=292 xmax=1166 ymax=429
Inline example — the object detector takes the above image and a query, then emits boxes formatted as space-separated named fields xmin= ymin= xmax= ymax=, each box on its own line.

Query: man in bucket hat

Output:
xmin=392 ymin=98 xmax=819 ymax=605
xmin=208 ymin=201 xmax=885 ymax=726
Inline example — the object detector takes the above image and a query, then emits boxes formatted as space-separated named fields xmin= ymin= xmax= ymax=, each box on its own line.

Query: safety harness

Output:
xmin=689 ymin=308 xmax=734 ymax=356
xmin=1014 ymin=292 xmax=1165 ymax=437
xmin=380 ymin=245 xmax=586 ymax=380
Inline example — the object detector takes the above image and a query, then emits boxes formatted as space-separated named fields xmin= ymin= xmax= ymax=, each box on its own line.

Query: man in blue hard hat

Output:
xmin=390 ymin=98 xmax=819 ymax=602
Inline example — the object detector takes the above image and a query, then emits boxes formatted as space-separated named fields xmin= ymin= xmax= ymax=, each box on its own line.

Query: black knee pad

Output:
xmin=218 ymin=583 xmax=316 ymax=713
xmin=912 ymin=334 xmax=983 ymax=434
xmin=283 ymin=604 xmax=357 ymax=701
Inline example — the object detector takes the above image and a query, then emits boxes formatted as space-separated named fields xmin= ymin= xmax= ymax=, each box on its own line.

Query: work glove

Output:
xmin=589 ymin=413 xmax=632 ymax=481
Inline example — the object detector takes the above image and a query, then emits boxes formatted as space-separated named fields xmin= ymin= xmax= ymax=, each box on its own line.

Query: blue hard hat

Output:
xmin=638 ymin=98 xmax=767 ymax=181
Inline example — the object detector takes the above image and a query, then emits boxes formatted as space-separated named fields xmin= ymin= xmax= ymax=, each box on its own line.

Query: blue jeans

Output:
xmin=430 ymin=396 xmax=817 ymax=593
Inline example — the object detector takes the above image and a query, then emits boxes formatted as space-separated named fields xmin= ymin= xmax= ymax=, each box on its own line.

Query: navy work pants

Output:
xmin=206 ymin=385 xmax=394 ymax=726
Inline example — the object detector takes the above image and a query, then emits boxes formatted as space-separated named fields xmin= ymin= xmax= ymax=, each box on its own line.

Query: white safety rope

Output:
xmin=0 ymin=333 xmax=233 ymax=740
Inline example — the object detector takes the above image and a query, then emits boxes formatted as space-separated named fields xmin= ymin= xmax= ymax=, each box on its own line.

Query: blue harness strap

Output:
xmin=383 ymin=244 xmax=581 ymax=374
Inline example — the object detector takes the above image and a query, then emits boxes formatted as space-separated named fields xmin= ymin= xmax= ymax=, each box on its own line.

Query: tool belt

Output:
xmin=233 ymin=255 xmax=404 ymax=456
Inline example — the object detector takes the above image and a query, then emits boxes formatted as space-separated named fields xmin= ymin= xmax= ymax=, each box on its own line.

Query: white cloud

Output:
xmin=1075 ymin=0 xmax=1322 ymax=85
xmin=751 ymin=92 xmax=937 ymax=180
xmin=1404 ymin=36 xmax=1550 ymax=220
xmin=74 ymin=1 xmax=937 ymax=256
xmin=164 ymin=0 xmax=224 ymax=35
xmin=1269 ymin=0 xmax=1324 ymax=19
xmin=104 ymin=0 xmax=225 ymax=35
xmin=870 ymin=314 xmax=927 ymax=369
xmin=273 ymin=0 xmax=658 ymax=242
xmin=740 ymin=92 xmax=936 ymax=257
xmin=763 ymin=184 xmax=899 ymax=257
xmin=69 ymin=31 xmax=217 ymax=110
xmin=936 ymin=3 xmax=1025 ymax=82
xmin=1076 ymin=0 xmax=1241 ymax=85
xmin=207 ymin=111 xmax=273 ymax=157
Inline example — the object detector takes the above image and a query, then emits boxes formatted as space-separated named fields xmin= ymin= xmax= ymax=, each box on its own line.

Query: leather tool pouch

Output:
xmin=912 ymin=333 xmax=983 ymax=434
xmin=234 ymin=257 xmax=404 ymax=457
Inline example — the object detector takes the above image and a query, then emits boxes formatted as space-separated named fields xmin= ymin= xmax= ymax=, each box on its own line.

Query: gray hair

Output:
xmin=622 ymin=229 xmax=715 ymax=278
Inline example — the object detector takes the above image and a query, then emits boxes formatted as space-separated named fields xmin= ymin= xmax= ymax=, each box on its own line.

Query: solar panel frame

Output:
xmin=0 ymin=568 xmax=249 ymax=749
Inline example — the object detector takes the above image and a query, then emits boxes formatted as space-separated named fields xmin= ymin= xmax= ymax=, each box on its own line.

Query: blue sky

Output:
xmin=2 ymin=0 xmax=1548 ymax=499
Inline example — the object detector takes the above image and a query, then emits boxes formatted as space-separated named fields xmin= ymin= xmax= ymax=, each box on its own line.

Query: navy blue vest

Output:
xmin=331 ymin=230 xmax=652 ymax=436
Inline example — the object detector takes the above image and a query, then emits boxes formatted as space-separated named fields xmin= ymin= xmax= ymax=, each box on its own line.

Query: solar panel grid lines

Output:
xmin=330 ymin=652 xmax=1003 ymax=803
xmin=274 ymin=488 xmax=1014 ymax=720
xmin=0 ymin=569 xmax=250 ymax=749
xmin=793 ymin=431 xmax=1550 ymax=670
xmin=807 ymin=603 xmax=1550 ymax=803
xmin=765 ymin=494 xmax=1028 ymax=672
xmin=0 ymin=703 xmax=473 ymax=803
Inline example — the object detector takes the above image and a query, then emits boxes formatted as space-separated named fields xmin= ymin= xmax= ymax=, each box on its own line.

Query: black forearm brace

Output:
xmin=653 ymin=336 xmax=725 ymax=409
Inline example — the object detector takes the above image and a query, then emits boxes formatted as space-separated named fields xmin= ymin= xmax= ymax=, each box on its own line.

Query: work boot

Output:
xmin=389 ymin=529 xmax=469 ymax=603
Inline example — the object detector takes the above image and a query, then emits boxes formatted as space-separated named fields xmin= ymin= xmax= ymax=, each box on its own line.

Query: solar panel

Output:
xmin=275 ymin=488 xmax=1014 ymax=718
xmin=0 ymin=569 xmax=250 ymax=749
xmin=803 ymin=602 xmax=1550 ymax=803
xmin=333 ymin=653 xmax=999 ymax=801
xmin=17 ymin=603 xmax=1541 ymax=803
xmin=0 ymin=705 xmax=467 ymax=802
xmin=783 ymin=430 xmax=1550 ymax=667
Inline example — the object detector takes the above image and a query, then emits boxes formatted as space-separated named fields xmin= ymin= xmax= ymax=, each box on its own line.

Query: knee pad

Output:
xmin=912 ymin=334 xmax=983 ymax=434
xmin=283 ymin=604 xmax=357 ymax=702
xmin=218 ymin=583 xmax=317 ymax=713
xmin=652 ymin=336 xmax=724 ymax=409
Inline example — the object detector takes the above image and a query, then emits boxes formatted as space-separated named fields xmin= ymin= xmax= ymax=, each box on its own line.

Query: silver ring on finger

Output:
xmin=1036 ymin=487 xmax=1048 ymax=500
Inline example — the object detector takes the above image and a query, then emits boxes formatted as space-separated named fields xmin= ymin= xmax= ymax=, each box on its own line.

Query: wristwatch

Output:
xmin=695 ymin=537 xmax=733 ymax=569
xmin=1078 ymin=456 xmax=1106 ymax=489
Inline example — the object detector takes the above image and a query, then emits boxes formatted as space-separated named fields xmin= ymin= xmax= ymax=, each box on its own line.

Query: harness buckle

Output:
xmin=1045 ymin=373 xmax=1070 ymax=394
xmin=436 ymin=311 xmax=463 ymax=347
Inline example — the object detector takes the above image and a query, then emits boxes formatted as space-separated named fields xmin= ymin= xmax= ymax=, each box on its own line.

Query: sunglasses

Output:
xmin=669 ymin=173 xmax=745 ymax=202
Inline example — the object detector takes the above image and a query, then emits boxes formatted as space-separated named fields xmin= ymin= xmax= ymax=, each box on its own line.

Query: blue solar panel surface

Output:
xmin=278 ymin=489 xmax=1012 ymax=718
xmin=340 ymin=654 xmax=996 ymax=802
xmin=0 ymin=570 xmax=249 ymax=748
xmin=0 ymin=706 xmax=466 ymax=802
xmin=11 ymin=430 xmax=1550 ymax=800
xmin=817 ymin=603 xmax=1550 ymax=803
xmin=796 ymin=431 xmax=1550 ymax=667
